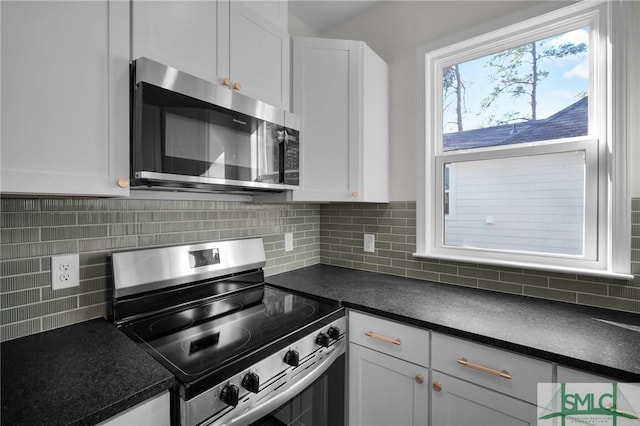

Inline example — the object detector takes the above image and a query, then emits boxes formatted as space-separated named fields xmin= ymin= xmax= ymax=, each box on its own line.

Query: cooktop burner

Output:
xmin=123 ymin=286 xmax=336 ymax=381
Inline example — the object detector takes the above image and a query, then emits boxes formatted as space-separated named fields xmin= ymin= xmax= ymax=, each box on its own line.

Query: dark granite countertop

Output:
xmin=1 ymin=318 xmax=174 ymax=426
xmin=266 ymin=265 xmax=640 ymax=382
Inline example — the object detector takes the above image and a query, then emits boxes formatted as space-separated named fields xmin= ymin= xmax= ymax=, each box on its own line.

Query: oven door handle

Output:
xmin=223 ymin=339 xmax=346 ymax=426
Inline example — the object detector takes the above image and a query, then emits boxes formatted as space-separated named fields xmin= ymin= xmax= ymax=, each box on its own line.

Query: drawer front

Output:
xmin=349 ymin=310 xmax=429 ymax=367
xmin=556 ymin=366 xmax=613 ymax=383
xmin=432 ymin=333 xmax=552 ymax=404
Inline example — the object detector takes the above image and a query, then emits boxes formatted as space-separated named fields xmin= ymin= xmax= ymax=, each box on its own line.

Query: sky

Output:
xmin=442 ymin=27 xmax=590 ymax=134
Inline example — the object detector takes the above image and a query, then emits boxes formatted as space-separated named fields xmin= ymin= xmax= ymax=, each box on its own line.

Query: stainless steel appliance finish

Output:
xmin=184 ymin=313 xmax=345 ymax=426
xmin=112 ymin=238 xmax=266 ymax=299
xmin=111 ymin=238 xmax=345 ymax=426
xmin=134 ymin=57 xmax=284 ymax=127
xmin=131 ymin=58 xmax=300 ymax=194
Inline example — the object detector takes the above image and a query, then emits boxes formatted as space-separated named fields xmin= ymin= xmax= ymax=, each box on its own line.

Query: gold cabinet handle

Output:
xmin=364 ymin=330 xmax=401 ymax=346
xmin=116 ymin=177 xmax=129 ymax=188
xmin=222 ymin=78 xmax=231 ymax=87
xmin=457 ymin=358 xmax=512 ymax=380
xmin=432 ymin=381 xmax=442 ymax=392
xmin=232 ymin=82 xmax=242 ymax=91
xmin=415 ymin=374 xmax=424 ymax=384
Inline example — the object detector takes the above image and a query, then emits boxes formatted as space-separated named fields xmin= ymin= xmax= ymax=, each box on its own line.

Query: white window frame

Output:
xmin=416 ymin=1 xmax=633 ymax=279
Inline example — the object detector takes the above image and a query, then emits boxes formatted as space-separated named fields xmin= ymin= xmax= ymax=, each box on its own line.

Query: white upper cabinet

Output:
xmin=132 ymin=1 xmax=220 ymax=83
xmin=239 ymin=0 xmax=288 ymax=32
xmin=222 ymin=1 xmax=290 ymax=110
xmin=133 ymin=0 xmax=289 ymax=110
xmin=0 ymin=1 xmax=130 ymax=197
xmin=291 ymin=37 xmax=389 ymax=202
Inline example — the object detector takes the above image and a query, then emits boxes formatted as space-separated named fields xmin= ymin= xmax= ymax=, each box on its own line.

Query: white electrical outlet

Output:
xmin=51 ymin=254 xmax=80 ymax=290
xmin=364 ymin=234 xmax=375 ymax=253
xmin=284 ymin=232 xmax=294 ymax=252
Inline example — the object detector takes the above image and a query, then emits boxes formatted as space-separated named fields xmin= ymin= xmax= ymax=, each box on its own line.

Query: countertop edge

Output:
xmin=266 ymin=265 xmax=640 ymax=383
xmin=342 ymin=301 xmax=639 ymax=382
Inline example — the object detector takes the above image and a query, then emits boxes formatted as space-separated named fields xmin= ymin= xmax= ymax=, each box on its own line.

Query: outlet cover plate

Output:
xmin=51 ymin=254 xmax=80 ymax=290
xmin=364 ymin=234 xmax=375 ymax=253
xmin=284 ymin=232 xmax=294 ymax=252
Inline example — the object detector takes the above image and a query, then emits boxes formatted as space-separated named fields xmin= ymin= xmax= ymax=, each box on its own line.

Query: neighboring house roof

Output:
xmin=443 ymin=96 xmax=588 ymax=151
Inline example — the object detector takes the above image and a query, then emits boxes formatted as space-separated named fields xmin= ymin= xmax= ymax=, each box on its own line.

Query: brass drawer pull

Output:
xmin=457 ymin=358 xmax=512 ymax=380
xmin=365 ymin=330 xmax=401 ymax=346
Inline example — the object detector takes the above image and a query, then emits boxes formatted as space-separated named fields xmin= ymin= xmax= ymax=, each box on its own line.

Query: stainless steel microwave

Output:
xmin=131 ymin=57 xmax=299 ymax=193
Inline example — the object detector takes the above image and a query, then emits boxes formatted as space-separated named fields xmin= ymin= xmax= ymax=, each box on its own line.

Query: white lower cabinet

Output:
xmin=348 ymin=311 xmax=429 ymax=426
xmin=97 ymin=392 xmax=170 ymax=426
xmin=348 ymin=312 xmax=558 ymax=426
xmin=349 ymin=344 xmax=429 ymax=426
xmin=430 ymin=332 xmax=552 ymax=426
xmin=431 ymin=371 xmax=538 ymax=426
xmin=556 ymin=365 xmax=613 ymax=383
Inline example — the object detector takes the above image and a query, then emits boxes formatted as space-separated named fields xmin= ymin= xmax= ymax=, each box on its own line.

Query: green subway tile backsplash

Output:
xmin=1 ymin=198 xmax=321 ymax=341
xmin=1 ymin=197 xmax=639 ymax=341
xmin=319 ymin=200 xmax=640 ymax=314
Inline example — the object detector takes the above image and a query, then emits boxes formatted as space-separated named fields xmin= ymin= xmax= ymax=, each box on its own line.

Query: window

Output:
xmin=416 ymin=1 xmax=633 ymax=279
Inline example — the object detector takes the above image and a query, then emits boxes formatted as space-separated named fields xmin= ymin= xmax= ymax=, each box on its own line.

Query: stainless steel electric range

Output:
xmin=111 ymin=238 xmax=345 ymax=426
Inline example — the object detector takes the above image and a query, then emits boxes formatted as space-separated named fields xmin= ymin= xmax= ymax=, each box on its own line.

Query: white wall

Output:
xmin=288 ymin=12 xmax=318 ymax=37
xmin=631 ymin=1 xmax=640 ymax=198
xmin=314 ymin=0 xmax=639 ymax=201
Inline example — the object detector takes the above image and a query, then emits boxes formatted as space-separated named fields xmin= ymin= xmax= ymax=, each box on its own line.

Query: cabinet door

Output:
xmin=225 ymin=1 xmax=290 ymax=110
xmin=97 ymin=392 xmax=170 ymax=426
xmin=241 ymin=0 xmax=288 ymax=31
xmin=132 ymin=0 xmax=220 ymax=83
xmin=431 ymin=371 xmax=537 ymax=426
xmin=349 ymin=343 xmax=428 ymax=426
xmin=292 ymin=37 xmax=362 ymax=202
xmin=1 ymin=1 xmax=129 ymax=197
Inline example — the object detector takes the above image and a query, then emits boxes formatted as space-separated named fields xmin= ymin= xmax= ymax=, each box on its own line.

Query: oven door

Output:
xmin=225 ymin=347 xmax=345 ymax=426
xmin=250 ymin=353 xmax=345 ymax=426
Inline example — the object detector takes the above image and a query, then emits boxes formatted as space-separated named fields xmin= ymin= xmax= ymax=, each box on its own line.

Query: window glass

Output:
xmin=442 ymin=28 xmax=589 ymax=152
xmin=443 ymin=151 xmax=586 ymax=256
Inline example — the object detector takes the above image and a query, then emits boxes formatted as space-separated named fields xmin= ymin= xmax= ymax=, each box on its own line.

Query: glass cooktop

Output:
xmin=122 ymin=286 xmax=339 ymax=382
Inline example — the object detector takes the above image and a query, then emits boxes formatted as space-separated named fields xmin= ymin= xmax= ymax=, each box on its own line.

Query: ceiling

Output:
xmin=288 ymin=0 xmax=383 ymax=34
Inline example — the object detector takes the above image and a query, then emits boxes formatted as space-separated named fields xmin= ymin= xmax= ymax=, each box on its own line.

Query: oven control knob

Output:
xmin=284 ymin=349 xmax=300 ymax=367
xmin=220 ymin=384 xmax=239 ymax=407
xmin=241 ymin=372 xmax=260 ymax=393
xmin=327 ymin=326 xmax=340 ymax=340
xmin=315 ymin=332 xmax=330 ymax=348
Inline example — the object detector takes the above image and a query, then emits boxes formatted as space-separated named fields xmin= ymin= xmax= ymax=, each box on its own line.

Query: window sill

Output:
xmin=412 ymin=252 xmax=634 ymax=281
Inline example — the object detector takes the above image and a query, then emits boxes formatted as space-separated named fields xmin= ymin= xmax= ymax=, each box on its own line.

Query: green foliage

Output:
xmin=480 ymin=40 xmax=587 ymax=124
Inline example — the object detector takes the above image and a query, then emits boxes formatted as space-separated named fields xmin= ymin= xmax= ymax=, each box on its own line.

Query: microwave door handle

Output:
xmin=221 ymin=339 xmax=345 ymax=426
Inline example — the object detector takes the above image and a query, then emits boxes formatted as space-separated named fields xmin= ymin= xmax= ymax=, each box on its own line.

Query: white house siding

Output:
xmin=444 ymin=151 xmax=585 ymax=255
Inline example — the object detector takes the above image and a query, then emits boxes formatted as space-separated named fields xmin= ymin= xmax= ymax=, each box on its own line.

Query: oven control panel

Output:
xmin=181 ymin=315 xmax=346 ymax=426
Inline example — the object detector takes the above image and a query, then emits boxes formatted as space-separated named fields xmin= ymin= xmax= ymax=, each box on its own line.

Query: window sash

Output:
xmin=433 ymin=139 xmax=599 ymax=266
